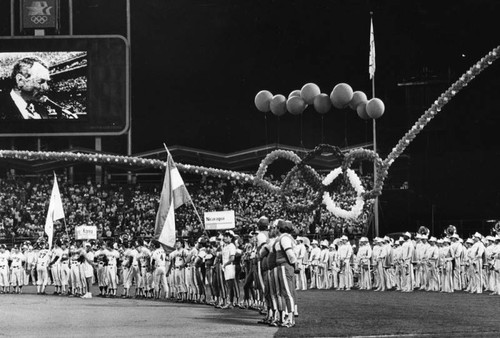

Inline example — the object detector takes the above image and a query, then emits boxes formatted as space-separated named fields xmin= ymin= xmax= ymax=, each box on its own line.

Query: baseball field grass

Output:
xmin=1 ymin=285 xmax=498 ymax=337
xmin=279 ymin=288 xmax=500 ymax=337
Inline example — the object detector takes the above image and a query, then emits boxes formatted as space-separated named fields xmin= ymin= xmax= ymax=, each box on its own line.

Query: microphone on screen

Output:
xmin=39 ymin=96 xmax=79 ymax=119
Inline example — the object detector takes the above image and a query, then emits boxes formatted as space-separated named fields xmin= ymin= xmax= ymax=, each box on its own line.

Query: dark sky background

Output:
xmin=61 ymin=0 xmax=500 ymax=153
xmin=2 ymin=0 xmax=500 ymax=228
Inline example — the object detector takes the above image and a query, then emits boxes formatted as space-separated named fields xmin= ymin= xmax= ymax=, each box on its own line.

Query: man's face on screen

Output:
xmin=16 ymin=62 xmax=51 ymax=102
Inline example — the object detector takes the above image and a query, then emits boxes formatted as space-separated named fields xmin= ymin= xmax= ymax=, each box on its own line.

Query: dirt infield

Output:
xmin=0 ymin=286 xmax=277 ymax=338
xmin=1 ymin=286 xmax=499 ymax=337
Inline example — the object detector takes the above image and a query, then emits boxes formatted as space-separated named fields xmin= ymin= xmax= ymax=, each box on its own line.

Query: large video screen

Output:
xmin=0 ymin=36 xmax=128 ymax=136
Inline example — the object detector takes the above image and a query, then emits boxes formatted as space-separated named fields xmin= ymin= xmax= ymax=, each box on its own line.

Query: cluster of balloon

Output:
xmin=254 ymin=83 xmax=385 ymax=119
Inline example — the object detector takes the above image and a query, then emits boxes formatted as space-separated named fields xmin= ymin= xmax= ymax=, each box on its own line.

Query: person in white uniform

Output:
xmin=337 ymin=236 xmax=353 ymax=291
xmin=357 ymin=237 xmax=372 ymax=290
xmin=81 ymin=242 xmax=95 ymax=299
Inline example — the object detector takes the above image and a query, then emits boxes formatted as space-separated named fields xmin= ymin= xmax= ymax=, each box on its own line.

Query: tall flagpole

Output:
xmin=162 ymin=143 xmax=205 ymax=229
xmin=370 ymin=12 xmax=379 ymax=237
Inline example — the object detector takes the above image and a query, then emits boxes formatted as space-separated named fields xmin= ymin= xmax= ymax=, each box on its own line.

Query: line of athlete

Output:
xmin=0 ymin=216 xmax=300 ymax=328
xmin=303 ymin=231 xmax=500 ymax=295
xmin=4 ymin=219 xmax=497 ymax=329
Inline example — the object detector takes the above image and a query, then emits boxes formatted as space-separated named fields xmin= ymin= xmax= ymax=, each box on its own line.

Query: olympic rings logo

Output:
xmin=30 ymin=15 xmax=48 ymax=24
xmin=253 ymin=144 xmax=385 ymax=215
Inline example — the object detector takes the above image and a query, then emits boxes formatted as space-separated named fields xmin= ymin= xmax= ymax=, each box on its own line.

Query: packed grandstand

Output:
xmin=0 ymin=172 xmax=374 ymax=245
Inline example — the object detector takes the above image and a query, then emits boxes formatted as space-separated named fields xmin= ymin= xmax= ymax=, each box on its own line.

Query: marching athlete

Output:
xmin=81 ymin=242 xmax=95 ymax=299
xmin=168 ymin=240 xmax=188 ymax=302
xmin=338 ymin=236 xmax=353 ymax=291
xmin=318 ymin=240 xmax=330 ymax=289
xmin=470 ymin=233 xmax=485 ymax=294
xmin=309 ymin=240 xmax=320 ymax=289
xmin=10 ymin=246 xmax=26 ymax=294
xmin=241 ymin=240 xmax=255 ymax=308
xmin=258 ymin=229 xmax=274 ymax=324
xmin=425 ymin=237 xmax=440 ymax=291
xmin=204 ymin=238 xmax=217 ymax=304
xmin=143 ymin=243 xmax=155 ymax=298
xmin=274 ymin=220 xmax=298 ymax=328
xmin=106 ymin=242 xmax=120 ymax=297
xmin=294 ymin=237 xmax=307 ymax=291
xmin=122 ymin=241 xmax=140 ymax=298
xmin=152 ymin=241 xmax=168 ymax=299
xmin=221 ymin=231 xmax=237 ymax=309
xmin=184 ymin=241 xmax=198 ymax=302
xmin=23 ymin=245 xmax=37 ymax=286
xmin=0 ymin=245 xmax=10 ymax=294
xmin=60 ymin=242 xmax=70 ymax=295
xmin=401 ymin=232 xmax=414 ymax=292
xmin=194 ymin=238 xmax=208 ymax=304
xmin=327 ymin=242 xmax=339 ymax=290
xmin=492 ymin=235 xmax=500 ymax=295
xmin=95 ymin=241 xmax=110 ymax=297
xmin=450 ymin=234 xmax=464 ymax=291
xmin=137 ymin=241 xmax=152 ymax=298
xmin=69 ymin=244 xmax=82 ymax=296
xmin=49 ymin=240 xmax=63 ymax=295
xmin=35 ymin=242 xmax=51 ymax=294
xmin=357 ymin=237 xmax=372 ymax=290
xmin=255 ymin=217 xmax=269 ymax=309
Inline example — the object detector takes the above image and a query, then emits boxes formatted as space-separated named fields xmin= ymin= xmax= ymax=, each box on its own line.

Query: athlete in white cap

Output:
xmin=318 ymin=240 xmax=330 ymax=289
xmin=470 ymin=233 xmax=485 ymax=293
xmin=9 ymin=246 xmax=25 ymax=294
xmin=401 ymin=232 xmax=414 ymax=292
xmin=337 ymin=236 xmax=353 ymax=291
xmin=309 ymin=240 xmax=321 ymax=289
xmin=357 ymin=237 xmax=372 ymax=290
xmin=491 ymin=235 xmax=500 ymax=295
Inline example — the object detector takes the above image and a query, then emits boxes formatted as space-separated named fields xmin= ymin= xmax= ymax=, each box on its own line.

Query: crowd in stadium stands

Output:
xmin=56 ymin=98 xmax=86 ymax=115
xmin=51 ymin=59 xmax=87 ymax=74
xmin=38 ymin=52 xmax=86 ymax=69
xmin=48 ymin=76 xmax=87 ymax=114
xmin=51 ymin=76 xmax=87 ymax=93
xmin=0 ymin=173 xmax=373 ymax=243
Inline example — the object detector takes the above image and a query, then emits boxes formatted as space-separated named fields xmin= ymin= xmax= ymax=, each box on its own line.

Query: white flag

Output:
xmin=369 ymin=17 xmax=376 ymax=80
xmin=45 ymin=172 xmax=65 ymax=249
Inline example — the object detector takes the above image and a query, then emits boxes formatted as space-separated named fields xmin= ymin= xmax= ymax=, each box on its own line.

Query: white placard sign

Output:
xmin=75 ymin=225 xmax=97 ymax=240
xmin=204 ymin=210 xmax=235 ymax=230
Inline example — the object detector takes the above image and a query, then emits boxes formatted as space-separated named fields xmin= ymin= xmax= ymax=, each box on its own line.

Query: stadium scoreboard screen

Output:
xmin=0 ymin=36 xmax=129 ymax=136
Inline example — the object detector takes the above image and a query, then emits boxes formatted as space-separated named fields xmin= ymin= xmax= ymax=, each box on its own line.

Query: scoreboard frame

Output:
xmin=0 ymin=35 xmax=130 ymax=137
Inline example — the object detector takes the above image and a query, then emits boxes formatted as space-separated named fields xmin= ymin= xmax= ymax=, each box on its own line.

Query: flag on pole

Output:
xmin=369 ymin=16 xmax=376 ymax=80
xmin=154 ymin=152 xmax=191 ymax=252
xmin=45 ymin=172 xmax=65 ymax=250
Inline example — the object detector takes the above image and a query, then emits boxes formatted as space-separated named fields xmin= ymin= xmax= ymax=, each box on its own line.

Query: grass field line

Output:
xmin=349 ymin=331 xmax=500 ymax=338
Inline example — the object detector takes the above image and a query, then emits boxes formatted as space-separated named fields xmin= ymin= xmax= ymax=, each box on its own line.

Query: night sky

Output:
xmin=1 ymin=0 xmax=500 ymax=228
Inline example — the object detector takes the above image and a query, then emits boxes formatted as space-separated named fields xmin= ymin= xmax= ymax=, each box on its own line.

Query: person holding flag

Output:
xmin=154 ymin=146 xmax=193 ymax=253
xmin=154 ymin=145 xmax=202 ymax=302
xmin=80 ymin=242 xmax=95 ymax=299
xmin=45 ymin=172 xmax=65 ymax=250
xmin=48 ymin=239 xmax=63 ymax=295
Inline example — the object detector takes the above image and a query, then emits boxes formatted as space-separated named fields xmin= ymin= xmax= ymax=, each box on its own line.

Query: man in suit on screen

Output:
xmin=0 ymin=56 xmax=51 ymax=120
